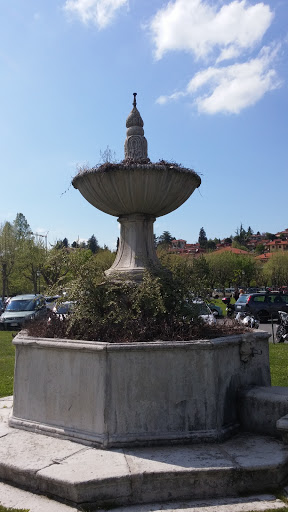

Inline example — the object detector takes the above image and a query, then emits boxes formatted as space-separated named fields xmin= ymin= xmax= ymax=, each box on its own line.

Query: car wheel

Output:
xmin=258 ymin=310 xmax=269 ymax=323
xmin=276 ymin=325 xmax=286 ymax=343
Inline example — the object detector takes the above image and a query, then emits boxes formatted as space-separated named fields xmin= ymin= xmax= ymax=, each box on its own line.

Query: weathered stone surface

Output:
xmin=0 ymin=397 xmax=13 ymax=437
xmin=0 ymin=481 xmax=287 ymax=512
xmin=0 ymin=427 xmax=83 ymax=490
xmin=238 ymin=386 xmax=288 ymax=437
xmin=105 ymin=213 xmax=159 ymax=279
xmin=10 ymin=331 xmax=271 ymax=448
xmin=96 ymin=496 xmax=288 ymax=512
xmin=277 ymin=414 xmax=288 ymax=444
xmin=2 ymin=408 xmax=288 ymax=508
xmin=72 ymin=164 xmax=201 ymax=218
xmin=124 ymin=94 xmax=148 ymax=160
xmin=37 ymin=434 xmax=288 ymax=506
xmin=38 ymin=448 xmax=131 ymax=503
xmin=0 ymin=481 xmax=79 ymax=511
xmin=2 ymin=402 xmax=288 ymax=508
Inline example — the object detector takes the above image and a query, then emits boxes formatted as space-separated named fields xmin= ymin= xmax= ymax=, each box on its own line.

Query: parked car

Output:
xmin=192 ymin=300 xmax=217 ymax=325
xmin=208 ymin=303 xmax=223 ymax=317
xmin=0 ymin=298 xmax=4 ymax=313
xmin=212 ymin=289 xmax=223 ymax=298
xmin=225 ymin=288 xmax=235 ymax=296
xmin=234 ymin=292 xmax=288 ymax=322
xmin=45 ymin=295 xmax=61 ymax=311
xmin=0 ymin=294 xmax=47 ymax=330
xmin=52 ymin=301 xmax=75 ymax=320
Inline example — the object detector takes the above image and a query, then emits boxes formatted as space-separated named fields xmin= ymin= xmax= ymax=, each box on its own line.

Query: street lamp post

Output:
xmin=36 ymin=270 xmax=41 ymax=294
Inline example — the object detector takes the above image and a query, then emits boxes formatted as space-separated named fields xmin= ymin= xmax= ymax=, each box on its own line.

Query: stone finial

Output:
xmin=124 ymin=93 xmax=148 ymax=160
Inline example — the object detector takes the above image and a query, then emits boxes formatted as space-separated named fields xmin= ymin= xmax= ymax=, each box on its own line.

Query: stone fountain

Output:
xmin=72 ymin=93 xmax=201 ymax=280
xmin=7 ymin=96 xmax=288 ymax=509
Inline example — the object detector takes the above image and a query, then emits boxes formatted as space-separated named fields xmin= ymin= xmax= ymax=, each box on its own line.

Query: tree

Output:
xmin=157 ymin=231 xmax=175 ymax=247
xmin=55 ymin=238 xmax=69 ymax=249
xmin=255 ymin=244 xmax=265 ymax=255
xmin=41 ymin=248 xmax=71 ymax=289
xmin=13 ymin=213 xmax=31 ymax=240
xmin=247 ymin=226 xmax=253 ymax=237
xmin=0 ymin=222 xmax=17 ymax=299
xmin=265 ymin=233 xmax=276 ymax=241
xmin=206 ymin=239 xmax=216 ymax=250
xmin=234 ymin=224 xmax=247 ymax=245
xmin=198 ymin=227 xmax=207 ymax=249
xmin=15 ymin=239 xmax=46 ymax=294
xmin=263 ymin=253 xmax=288 ymax=288
xmin=234 ymin=225 xmax=254 ymax=247
xmin=205 ymin=251 xmax=258 ymax=290
xmin=87 ymin=235 xmax=99 ymax=254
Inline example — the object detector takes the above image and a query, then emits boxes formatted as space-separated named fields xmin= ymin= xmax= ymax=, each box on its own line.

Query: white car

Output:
xmin=191 ymin=300 xmax=217 ymax=325
xmin=52 ymin=301 xmax=75 ymax=320
xmin=0 ymin=294 xmax=47 ymax=330
xmin=45 ymin=295 xmax=61 ymax=311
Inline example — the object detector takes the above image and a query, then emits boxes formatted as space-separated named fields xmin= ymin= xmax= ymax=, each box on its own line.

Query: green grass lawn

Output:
xmin=269 ymin=343 xmax=288 ymax=386
xmin=0 ymin=506 xmax=29 ymax=512
xmin=0 ymin=331 xmax=17 ymax=398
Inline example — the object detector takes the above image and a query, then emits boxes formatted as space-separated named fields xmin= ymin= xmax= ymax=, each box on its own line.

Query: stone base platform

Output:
xmin=1 ymin=398 xmax=288 ymax=510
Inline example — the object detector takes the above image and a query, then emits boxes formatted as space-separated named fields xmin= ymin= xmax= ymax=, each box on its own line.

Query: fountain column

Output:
xmin=105 ymin=213 xmax=158 ymax=280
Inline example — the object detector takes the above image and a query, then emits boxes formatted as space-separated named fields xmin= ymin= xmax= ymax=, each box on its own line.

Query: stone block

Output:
xmin=238 ymin=386 xmax=288 ymax=437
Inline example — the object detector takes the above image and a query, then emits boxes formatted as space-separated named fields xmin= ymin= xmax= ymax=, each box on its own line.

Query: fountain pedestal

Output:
xmin=105 ymin=214 xmax=158 ymax=280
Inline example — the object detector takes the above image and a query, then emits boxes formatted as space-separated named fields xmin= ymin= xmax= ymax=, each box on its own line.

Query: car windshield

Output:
xmin=6 ymin=299 xmax=35 ymax=312
xmin=236 ymin=295 xmax=249 ymax=303
xmin=55 ymin=303 xmax=73 ymax=314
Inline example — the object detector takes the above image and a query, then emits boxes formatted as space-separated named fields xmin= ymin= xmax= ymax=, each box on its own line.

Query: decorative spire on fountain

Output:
xmin=72 ymin=94 xmax=201 ymax=281
xmin=124 ymin=93 xmax=148 ymax=160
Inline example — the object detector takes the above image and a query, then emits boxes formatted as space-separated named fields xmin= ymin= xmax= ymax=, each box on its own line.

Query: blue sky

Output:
xmin=0 ymin=0 xmax=287 ymax=249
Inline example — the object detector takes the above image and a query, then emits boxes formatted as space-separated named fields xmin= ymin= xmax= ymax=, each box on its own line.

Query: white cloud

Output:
xmin=157 ymin=45 xmax=282 ymax=114
xmin=149 ymin=0 xmax=273 ymax=61
xmin=63 ymin=0 xmax=128 ymax=29
xmin=156 ymin=91 xmax=185 ymax=105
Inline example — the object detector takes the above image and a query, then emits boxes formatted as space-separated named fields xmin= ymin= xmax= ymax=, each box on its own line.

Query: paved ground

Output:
xmin=259 ymin=321 xmax=277 ymax=340
xmin=0 ymin=482 xmax=288 ymax=512
xmin=1 ymin=397 xmax=288 ymax=512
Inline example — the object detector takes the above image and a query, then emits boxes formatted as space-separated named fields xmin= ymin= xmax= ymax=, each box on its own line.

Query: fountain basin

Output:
xmin=72 ymin=162 xmax=201 ymax=217
xmin=10 ymin=330 xmax=271 ymax=448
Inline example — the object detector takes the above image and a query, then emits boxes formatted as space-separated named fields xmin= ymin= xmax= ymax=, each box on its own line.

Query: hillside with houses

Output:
xmin=167 ymin=227 xmax=288 ymax=264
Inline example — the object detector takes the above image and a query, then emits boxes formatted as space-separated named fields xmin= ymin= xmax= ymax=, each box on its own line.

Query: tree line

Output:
xmin=0 ymin=213 xmax=113 ymax=299
xmin=157 ymin=225 xmax=279 ymax=253
xmin=156 ymin=228 xmax=288 ymax=291
xmin=1 ymin=215 xmax=287 ymax=300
